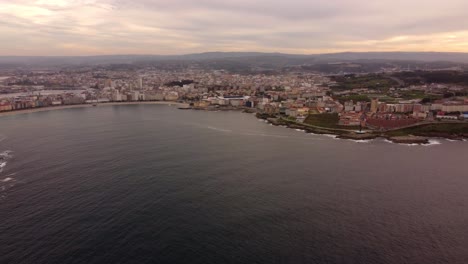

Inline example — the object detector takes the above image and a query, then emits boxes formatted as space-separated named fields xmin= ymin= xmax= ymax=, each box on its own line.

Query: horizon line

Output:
xmin=2 ymin=51 xmax=468 ymax=58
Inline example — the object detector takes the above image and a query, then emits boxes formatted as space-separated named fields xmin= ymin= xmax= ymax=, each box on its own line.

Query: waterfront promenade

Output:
xmin=0 ymin=101 xmax=188 ymax=117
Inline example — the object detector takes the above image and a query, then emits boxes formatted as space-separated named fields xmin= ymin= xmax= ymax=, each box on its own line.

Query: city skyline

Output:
xmin=1 ymin=0 xmax=468 ymax=56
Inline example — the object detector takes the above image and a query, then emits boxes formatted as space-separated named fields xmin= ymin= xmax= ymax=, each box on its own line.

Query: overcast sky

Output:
xmin=1 ymin=0 xmax=468 ymax=55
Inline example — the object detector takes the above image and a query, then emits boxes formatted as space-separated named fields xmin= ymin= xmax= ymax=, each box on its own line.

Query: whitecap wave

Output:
xmin=241 ymin=132 xmax=290 ymax=138
xmin=383 ymin=139 xmax=393 ymax=144
xmin=295 ymin=129 xmax=305 ymax=132
xmin=382 ymin=139 xmax=420 ymax=146
xmin=383 ymin=139 xmax=442 ymax=146
xmin=0 ymin=150 xmax=13 ymax=174
xmin=347 ymin=139 xmax=372 ymax=143
xmin=0 ymin=150 xmax=13 ymax=158
xmin=206 ymin=126 xmax=233 ymax=133
xmin=1 ymin=177 xmax=13 ymax=183
xmin=426 ymin=139 xmax=442 ymax=146
xmin=322 ymin=134 xmax=338 ymax=139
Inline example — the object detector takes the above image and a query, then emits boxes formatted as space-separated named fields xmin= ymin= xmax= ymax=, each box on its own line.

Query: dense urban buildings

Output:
xmin=1 ymin=65 xmax=467 ymax=134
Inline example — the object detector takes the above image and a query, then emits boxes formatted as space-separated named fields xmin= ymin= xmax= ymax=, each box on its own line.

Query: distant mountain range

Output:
xmin=1 ymin=52 xmax=468 ymax=67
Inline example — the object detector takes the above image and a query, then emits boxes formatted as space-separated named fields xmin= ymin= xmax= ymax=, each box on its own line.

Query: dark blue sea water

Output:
xmin=1 ymin=104 xmax=468 ymax=264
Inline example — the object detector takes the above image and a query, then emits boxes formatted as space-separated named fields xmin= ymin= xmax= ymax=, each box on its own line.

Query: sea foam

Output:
xmin=426 ymin=139 xmax=442 ymax=146
xmin=0 ymin=150 xmax=13 ymax=158
xmin=206 ymin=126 xmax=233 ymax=133
xmin=322 ymin=134 xmax=338 ymax=139
xmin=347 ymin=139 xmax=372 ymax=143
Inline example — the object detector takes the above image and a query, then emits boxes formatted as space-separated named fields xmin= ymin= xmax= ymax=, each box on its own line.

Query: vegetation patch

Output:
xmin=385 ymin=123 xmax=468 ymax=138
xmin=336 ymin=95 xmax=370 ymax=103
xmin=393 ymin=70 xmax=468 ymax=87
xmin=304 ymin=113 xmax=361 ymax=130
xmin=330 ymin=74 xmax=398 ymax=90
xmin=304 ymin=113 xmax=340 ymax=127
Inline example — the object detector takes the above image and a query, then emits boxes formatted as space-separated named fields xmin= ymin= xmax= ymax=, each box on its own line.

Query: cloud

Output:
xmin=0 ymin=0 xmax=467 ymax=55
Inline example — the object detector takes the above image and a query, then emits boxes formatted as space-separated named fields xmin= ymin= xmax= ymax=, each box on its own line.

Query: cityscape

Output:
xmin=1 ymin=56 xmax=467 ymax=143
xmin=2 ymin=0 xmax=468 ymax=263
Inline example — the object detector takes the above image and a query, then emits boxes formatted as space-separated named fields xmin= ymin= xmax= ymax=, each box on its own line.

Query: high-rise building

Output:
xmin=371 ymin=98 xmax=379 ymax=113
xmin=138 ymin=77 xmax=143 ymax=90
xmin=105 ymin=79 xmax=113 ymax=88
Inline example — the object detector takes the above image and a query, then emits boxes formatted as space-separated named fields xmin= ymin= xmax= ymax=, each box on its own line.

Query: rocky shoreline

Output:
xmin=261 ymin=115 xmax=467 ymax=144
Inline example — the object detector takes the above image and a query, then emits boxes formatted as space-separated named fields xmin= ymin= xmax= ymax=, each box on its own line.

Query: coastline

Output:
xmin=258 ymin=115 xmax=468 ymax=144
xmin=0 ymin=101 xmax=188 ymax=117
xmin=2 ymin=103 xmax=466 ymax=144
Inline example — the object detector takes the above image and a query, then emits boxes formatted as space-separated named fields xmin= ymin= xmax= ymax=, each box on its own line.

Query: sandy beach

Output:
xmin=0 ymin=101 xmax=189 ymax=117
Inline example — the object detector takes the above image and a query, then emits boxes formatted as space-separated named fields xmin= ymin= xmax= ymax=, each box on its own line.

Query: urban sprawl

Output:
xmin=1 ymin=67 xmax=467 ymax=142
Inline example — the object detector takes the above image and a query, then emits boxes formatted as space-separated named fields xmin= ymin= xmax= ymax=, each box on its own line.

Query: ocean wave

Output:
xmin=383 ymin=139 xmax=441 ymax=146
xmin=382 ymin=139 xmax=416 ymax=146
xmin=0 ymin=150 xmax=13 ymax=174
xmin=1 ymin=177 xmax=13 ymax=183
xmin=295 ymin=129 xmax=305 ymax=132
xmin=347 ymin=139 xmax=372 ymax=143
xmin=322 ymin=134 xmax=338 ymax=139
xmin=239 ymin=131 xmax=324 ymax=140
xmin=426 ymin=139 xmax=442 ymax=146
xmin=0 ymin=177 xmax=17 ymax=196
xmin=241 ymin=132 xmax=290 ymax=138
xmin=206 ymin=126 xmax=233 ymax=133
xmin=0 ymin=150 xmax=13 ymax=158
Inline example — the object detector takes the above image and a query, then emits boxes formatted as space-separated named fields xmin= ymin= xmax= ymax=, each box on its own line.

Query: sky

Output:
xmin=1 ymin=0 xmax=468 ymax=56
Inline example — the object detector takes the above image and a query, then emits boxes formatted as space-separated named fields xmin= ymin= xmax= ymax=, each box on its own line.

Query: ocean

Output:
xmin=1 ymin=104 xmax=467 ymax=264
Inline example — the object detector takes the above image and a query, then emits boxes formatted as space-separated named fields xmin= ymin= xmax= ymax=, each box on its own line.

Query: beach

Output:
xmin=0 ymin=101 xmax=189 ymax=117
